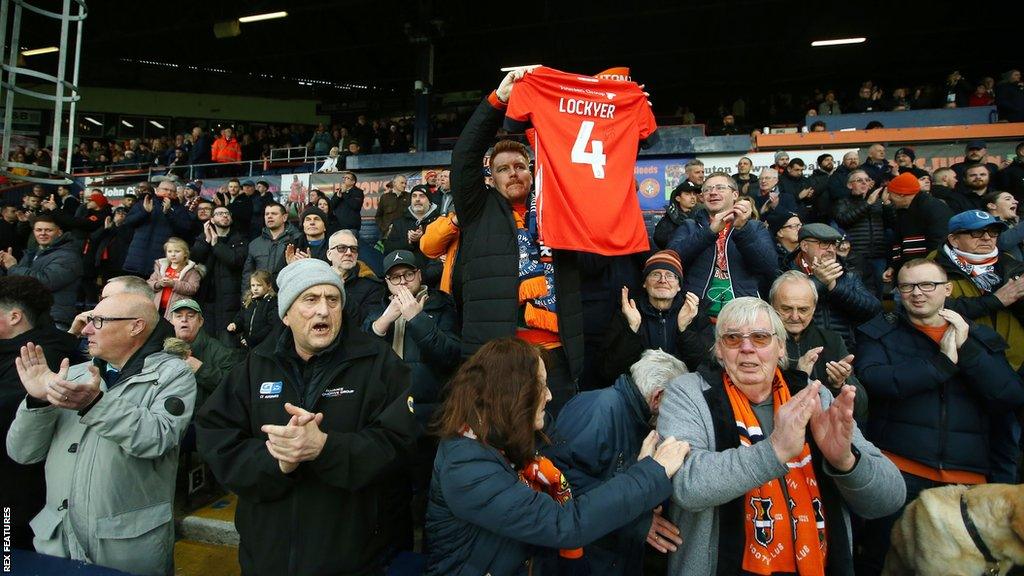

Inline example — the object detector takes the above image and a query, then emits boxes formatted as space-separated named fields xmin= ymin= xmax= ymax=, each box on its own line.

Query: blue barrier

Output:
xmin=806 ymin=106 xmax=998 ymax=131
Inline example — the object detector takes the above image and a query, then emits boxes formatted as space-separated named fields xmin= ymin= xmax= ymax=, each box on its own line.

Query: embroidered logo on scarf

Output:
xmin=750 ymin=497 xmax=775 ymax=547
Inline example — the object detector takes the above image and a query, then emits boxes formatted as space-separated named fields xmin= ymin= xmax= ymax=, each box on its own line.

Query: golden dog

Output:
xmin=883 ymin=484 xmax=1024 ymax=575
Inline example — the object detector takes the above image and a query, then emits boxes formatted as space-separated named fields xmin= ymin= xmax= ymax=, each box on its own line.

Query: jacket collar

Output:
xmin=257 ymin=315 xmax=378 ymax=366
xmin=612 ymin=373 xmax=652 ymax=426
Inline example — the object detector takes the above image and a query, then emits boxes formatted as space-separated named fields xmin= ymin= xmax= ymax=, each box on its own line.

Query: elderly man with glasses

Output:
xmin=657 ymin=296 xmax=904 ymax=575
xmin=853 ymin=257 xmax=1024 ymax=574
xmin=7 ymin=293 xmax=194 ymax=575
xmin=326 ymin=229 xmax=383 ymax=326
xmin=931 ymin=210 xmax=1024 ymax=374
xmin=783 ymin=223 xmax=881 ymax=349
xmin=668 ymin=173 xmax=778 ymax=319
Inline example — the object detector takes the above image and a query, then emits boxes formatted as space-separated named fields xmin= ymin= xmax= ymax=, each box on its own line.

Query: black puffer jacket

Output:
xmin=784 ymin=252 xmax=881 ymax=349
xmin=451 ymin=98 xmax=584 ymax=379
xmin=343 ymin=266 xmax=386 ymax=327
xmin=855 ymin=312 xmax=1024 ymax=480
xmin=834 ymin=194 xmax=888 ymax=265
xmin=231 ymin=294 xmax=281 ymax=349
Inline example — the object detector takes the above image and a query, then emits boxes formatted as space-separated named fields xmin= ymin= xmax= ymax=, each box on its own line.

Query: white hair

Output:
xmin=630 ymin=350 xmax=688 ymax=403
xmin=714 ymin=297 xmax=789 ymax=369
xmin=328 ymin=229 xmax=358 ymax=246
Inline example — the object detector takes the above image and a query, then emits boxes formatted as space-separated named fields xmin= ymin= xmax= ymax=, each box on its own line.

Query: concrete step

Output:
xmin=176 ymin=494 xmax=239 ymax=547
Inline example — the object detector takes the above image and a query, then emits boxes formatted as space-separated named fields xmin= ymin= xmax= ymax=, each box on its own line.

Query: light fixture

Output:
xmin=21 ymin=46 xmax=59 ymax=56
xmin=811 ymin=37 xmax=866 ymax=47
xmin=84 ymin=116 xmax=102 ymax=126
xmin=149 ymin=120 xmax=165 ymax=129
xmin=238 ymin=11 xmax=287 ymax=23
xmin=500 ymin=64 xmax=541 ymax=72
xmin=121 ymin=120 xmax=134 ymax=128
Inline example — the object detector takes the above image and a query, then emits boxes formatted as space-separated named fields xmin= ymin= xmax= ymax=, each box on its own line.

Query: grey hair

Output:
xmin=107 ymin=276 xmax=156 ymax=299
xmin=769 ymin=271 xmax=818 ymax=305
xmin=630 ymin=349 xmax=688 ymax=403
xmin=843 ymin=151 xmax=859 ymax=162
xmin=759 ymin=167 xmax=779 ymax=180
xmin=847 ymin=169 xmax=868 ymax=184
xmin=714 ymin=297 xmax=789 ymax=369
xmin=684 ymin=159 xmax=705 ymax=169
xmin=328 ymin=229 xmax=358 ymax=246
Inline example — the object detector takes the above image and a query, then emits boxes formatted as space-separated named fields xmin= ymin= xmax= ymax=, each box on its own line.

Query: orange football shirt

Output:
xmin=505 ymin=66 xmax=657 ymax=255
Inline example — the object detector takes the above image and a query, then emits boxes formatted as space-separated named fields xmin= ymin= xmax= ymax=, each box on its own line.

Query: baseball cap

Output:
xmin=241 ymin=180 xmax=255 ymax=187
xmin=965 ymin=140 xmax=987 ymax=151
xmin=671 ymin=180 xmax=701 ymax=198
xmin=798 ymin=223 xmax=844 ymax=243
xmin=948 ymin=210 xmax=1008 ymax=234
xmin=169 ymin=299 xmax=203 ymax=315
xmin=383 ymin=250 xmax=417 ymax=274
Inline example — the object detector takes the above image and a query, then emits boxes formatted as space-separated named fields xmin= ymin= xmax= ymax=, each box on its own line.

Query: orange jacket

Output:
xmin=420 ymin=213 xmax=460 ymax=294
xmin=211 ymin=136 xmax=242 ymax=163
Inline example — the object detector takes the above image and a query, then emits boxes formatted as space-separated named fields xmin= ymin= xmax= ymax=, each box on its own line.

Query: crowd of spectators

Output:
xmin=1 ymin=66 xmax=1024 ymax=576
xmin=696 ymin=68 xmax=1024 ymax=135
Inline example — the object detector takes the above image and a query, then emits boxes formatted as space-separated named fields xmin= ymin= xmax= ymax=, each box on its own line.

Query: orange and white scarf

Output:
xmin=725 ymin=369 xmax=828 ymax=575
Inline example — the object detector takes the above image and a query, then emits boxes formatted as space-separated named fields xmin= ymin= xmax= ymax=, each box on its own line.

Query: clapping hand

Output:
xmin=142 ymin=195 xmax=154 ymax=213
xmin=621 ymin=286 xmax=641 ymax=332
xmin=797 ymin=346 xmax=824 ymax=375
xmin=812 ymin=256 xmax=844 ymax=291
xmin=769 ymin=381 xmax=820 ymax=463
xmin=810 ymin=383 xmax=857 ymax=472
xmin=937 ymin=309 xmax=970 ymax=363
xmin=0 ymin=247 xmax=17 ymax=269
xmin=825 ymin=354 xmax=855 ymax=388
xmin=262 ymin=403 xmax=327 ymax=474
xmin=677 ymin=291 xmax=700 ymax=332
xmin=395 ymin=285 xmax=427 ymax=321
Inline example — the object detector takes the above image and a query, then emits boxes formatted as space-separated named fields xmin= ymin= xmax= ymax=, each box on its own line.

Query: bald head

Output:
xmin=82 ymin=293 xmax=159 ymax=367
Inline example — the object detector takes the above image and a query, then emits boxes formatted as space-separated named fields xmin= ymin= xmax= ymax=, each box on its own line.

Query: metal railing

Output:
xmin=67 ymin=153 xmax=336 ymax=183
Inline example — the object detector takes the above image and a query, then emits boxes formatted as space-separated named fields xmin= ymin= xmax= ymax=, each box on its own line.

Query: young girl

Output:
xmin=227 ymin=270 xmax=281 ymax=348
xmin=148 ymin=237 xmax=204 ymax=319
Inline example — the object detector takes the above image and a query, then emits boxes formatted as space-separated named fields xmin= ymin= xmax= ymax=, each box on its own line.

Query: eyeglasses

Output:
xmin=702 ymin=184 xmax=737 ymax=194
xmin=895 ymin=281 xmax=948 ymax=294
xmin=803 ymin=238 xmax=841 ymax=249
xmin=647 ymin=271 xmax=679 ymax=282
xmin=386 ymin=269 xmax=419 ymax=284
xmin=719 ymin=331 xmax=776 ymax=348
xmin=329 ymin=244 xmax=359 ymax=254
xmin=781 ymin=222 xmax=802 ymax=230
xmin=960 ymin=228 xmax=1001 ymax=239
xmin=848 ymin=178 xmax=871 ymax=184
xmin=86 ymin=316 xmax=138 ymax=329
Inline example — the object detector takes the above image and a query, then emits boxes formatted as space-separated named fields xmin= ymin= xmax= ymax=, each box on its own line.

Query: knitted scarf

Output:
xmin=725 ymin=369 xmax=827 ymax=575
xmin=516 ymin=194 xmax=559 ymax=334
xmin=943 ymin=243 xmax=1001 ymax=293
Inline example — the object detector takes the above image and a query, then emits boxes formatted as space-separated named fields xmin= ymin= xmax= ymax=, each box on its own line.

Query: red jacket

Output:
xmin=211 ymin=136 xmax=242 ymax=163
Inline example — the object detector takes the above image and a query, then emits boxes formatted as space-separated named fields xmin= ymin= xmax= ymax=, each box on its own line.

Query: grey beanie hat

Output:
xmin=276 ymin=259 xmax=346 ymax=319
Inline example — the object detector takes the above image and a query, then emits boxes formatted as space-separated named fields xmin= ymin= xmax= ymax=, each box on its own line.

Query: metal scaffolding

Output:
xmin=0 ymin=0 xmax=87 ymax=184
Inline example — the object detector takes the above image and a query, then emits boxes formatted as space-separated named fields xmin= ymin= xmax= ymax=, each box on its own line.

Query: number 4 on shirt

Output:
xmin=571 ymin=121 xmax=606 ymax=179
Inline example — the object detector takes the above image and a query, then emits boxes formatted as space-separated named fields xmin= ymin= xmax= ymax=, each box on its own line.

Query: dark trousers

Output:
xmin=854 ymin=471 xmax=945 ymax=575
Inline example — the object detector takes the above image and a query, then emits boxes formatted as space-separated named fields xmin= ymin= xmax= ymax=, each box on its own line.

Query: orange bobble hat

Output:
xmin=887 ymin=171 xmax=921 ymax=196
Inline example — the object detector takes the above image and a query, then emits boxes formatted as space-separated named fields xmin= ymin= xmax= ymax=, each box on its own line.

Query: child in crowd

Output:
xmin=227 ymin=269 xmax=280 ymax=348
xmin=148 ymin=236 xmax=204 ymax=319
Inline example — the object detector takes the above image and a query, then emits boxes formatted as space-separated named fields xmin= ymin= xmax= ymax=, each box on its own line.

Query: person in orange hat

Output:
xmin=883 ymin=171 xmax=954 ymax=284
